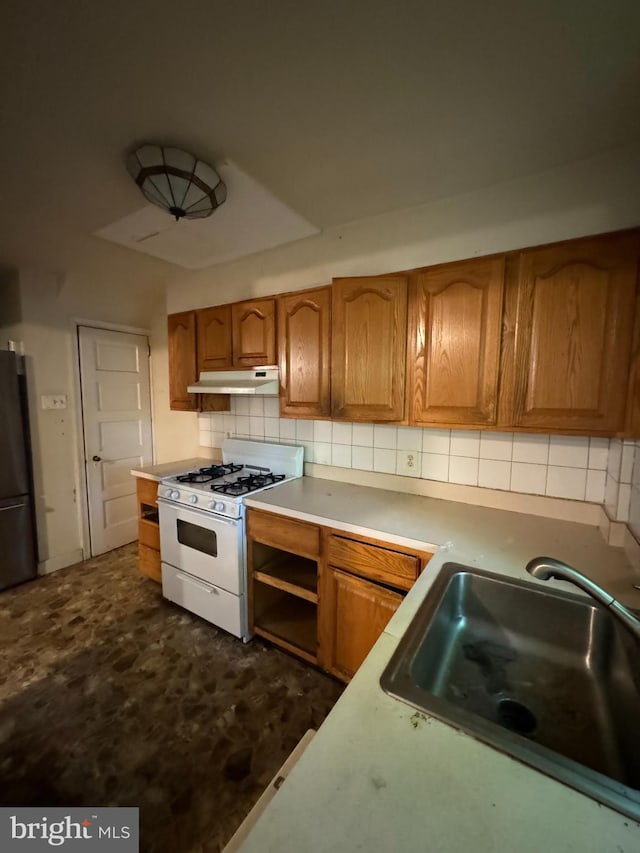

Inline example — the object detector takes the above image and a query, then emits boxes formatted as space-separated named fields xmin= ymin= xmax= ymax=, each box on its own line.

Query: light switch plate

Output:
xmin=41 ymin=394 xmax=67 ymax=410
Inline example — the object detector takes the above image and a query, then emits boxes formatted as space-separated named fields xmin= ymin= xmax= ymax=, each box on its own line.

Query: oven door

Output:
xmin=158 ymin=498 xmax=244 ymax=595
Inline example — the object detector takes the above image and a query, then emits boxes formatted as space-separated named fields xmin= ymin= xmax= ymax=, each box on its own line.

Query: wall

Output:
xmin=156 ymin=144 xmax=640 ymax=507
xmin=200 ymin=401 xmax=610 ymax=504
xmin=167 ymin=141 xmax=640 ymax=315
xmin=605 ymin=440 xmax=637 ymax=524
xmin=626 ymin=443 xmax=640 ymax=541
xmin=0 ymin=264 xmax=168 ymax=571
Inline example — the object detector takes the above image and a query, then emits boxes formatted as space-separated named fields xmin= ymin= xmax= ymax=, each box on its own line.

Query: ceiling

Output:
xmin=0 ymin=0 xmax=639 ymax=279
xmin=95 ymin=160 xmax=319 ymax=269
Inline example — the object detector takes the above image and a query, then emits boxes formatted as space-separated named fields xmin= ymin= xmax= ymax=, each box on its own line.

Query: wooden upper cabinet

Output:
xmin=410 ymin=256 xmax=505 ymax=427
xmin=625 ymin=288 xmax=640 ymax=437
xmin=231 ymin=298 xmax=276 ymax=367
xmin=167 ymin=311 xmax=199 ymax=411
xmin=503 ymin=232 xmax=639 ymax=433
xmin=278 ymin=287 xmax=331 ymax=418
xmin=331 ymin=275 xmax=408 ymax=422
xmin=196 ymin=305 xmax=232 ymax=371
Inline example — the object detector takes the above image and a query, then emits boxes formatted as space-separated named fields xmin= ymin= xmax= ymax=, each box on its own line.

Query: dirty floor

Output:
xmin=0 ymin=544 xmax=343 ymax=852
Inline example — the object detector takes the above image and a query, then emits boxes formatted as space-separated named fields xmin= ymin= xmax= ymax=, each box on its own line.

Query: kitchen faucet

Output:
xmin=526 ymin=556 xmax=640 ymax=643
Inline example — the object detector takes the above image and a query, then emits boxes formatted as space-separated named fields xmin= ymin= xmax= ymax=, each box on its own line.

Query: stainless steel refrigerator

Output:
xmin=0 ymin=350 xmax=37 ymax=589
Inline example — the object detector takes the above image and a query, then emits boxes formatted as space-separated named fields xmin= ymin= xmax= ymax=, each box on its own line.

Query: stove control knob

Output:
xmin=208 ymin=501 xmax=217 ymax=510
xmin=163 ymin=488 xmax=173 ymax=498
xmin=170 ymin=490 xmax=180 ymax=500
xmin=215 ymin=502 xmax=226 ymax=513
xmin=189 ymin=495 xmax=198 ymax=504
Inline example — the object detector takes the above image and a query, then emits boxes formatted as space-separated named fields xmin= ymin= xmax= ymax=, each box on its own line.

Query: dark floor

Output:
xmin=0 ymin=544 xmax=343 ymax=852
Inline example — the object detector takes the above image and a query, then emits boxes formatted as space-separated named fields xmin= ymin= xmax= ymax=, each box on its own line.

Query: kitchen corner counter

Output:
xmin=238 ymin=476 xmax=640 ymax=852
xmin=130 ymin=456 xmax=219 ymax=482
xmin=238 ymin=625 xmax=640 ymax=853
xmin=243 ymin=476 xmax=640 ymax=605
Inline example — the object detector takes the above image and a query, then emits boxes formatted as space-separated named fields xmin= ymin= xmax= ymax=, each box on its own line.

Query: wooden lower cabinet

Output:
xmin=135 ymin=477 xmax=161 ymax=583
xmin=319 ymin=568 xmax=403 ymax=681
xmin=247 ymin=508 xmax=431 ymax=682
xmin=247 ymin=509 xmax=320 ymax=664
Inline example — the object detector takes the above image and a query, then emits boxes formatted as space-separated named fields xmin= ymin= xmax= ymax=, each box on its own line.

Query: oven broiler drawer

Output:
xmin=161 ymin=563 xmax=248 ymax=640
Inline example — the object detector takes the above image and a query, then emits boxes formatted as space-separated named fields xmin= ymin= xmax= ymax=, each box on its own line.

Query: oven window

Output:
xmin=176 ymin=519 xmax=218 ymax=557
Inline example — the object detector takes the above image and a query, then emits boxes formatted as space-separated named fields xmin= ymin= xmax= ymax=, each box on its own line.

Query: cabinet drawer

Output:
xmin=247 ymin=510 xmax=320 ymax=559
xmin=138 ymin=543 xmax=161 ymax=583
xmin=136 ymin=477 xmax=158 ymax=508
xmin=327 ymin=535 xmax=419 ymax=590
xmin=139 ymin=518 xmax=160 ymax=551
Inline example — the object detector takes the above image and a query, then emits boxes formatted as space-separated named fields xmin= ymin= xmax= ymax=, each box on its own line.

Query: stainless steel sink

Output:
xmin=380 ymin=562 xmax=640 ymax=819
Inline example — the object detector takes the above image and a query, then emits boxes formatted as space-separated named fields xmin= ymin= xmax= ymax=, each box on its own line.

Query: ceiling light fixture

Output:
xmin=126 ymin=144 xmax=227 ymax=221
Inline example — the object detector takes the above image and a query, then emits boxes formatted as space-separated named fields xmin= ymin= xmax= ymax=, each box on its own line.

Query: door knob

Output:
xmin=92 ymin=455 xmax=101 ymax=462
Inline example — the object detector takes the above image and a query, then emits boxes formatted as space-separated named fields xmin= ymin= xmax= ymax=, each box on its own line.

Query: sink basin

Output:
xmin=380 ymin=562 xmax=640 ymax=819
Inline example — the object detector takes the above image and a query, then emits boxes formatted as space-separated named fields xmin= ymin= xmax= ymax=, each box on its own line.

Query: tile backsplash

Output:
xmin=605 ymin=439 xmax=637 ymax=522
xmin=625 ymin=441 xmax=640 ymax=538
xmin=199 ymin=397 xmax=611 ymax=505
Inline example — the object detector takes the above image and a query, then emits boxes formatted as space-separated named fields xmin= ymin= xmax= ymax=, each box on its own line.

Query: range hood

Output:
xmin=187 ymin=367 xmax=280 ymax=395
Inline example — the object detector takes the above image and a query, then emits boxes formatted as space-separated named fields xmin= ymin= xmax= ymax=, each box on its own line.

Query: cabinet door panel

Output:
xmin=232 ymin=298 xmax=276 ymax=367
xmin=320 ymin=568 xmax=402 ymax=681
xmin=411 ymin=257 xmax=505 ymax=426
xmin=332 ymin=275 xmax=408 ymax=421
xmin=278 ymin=287 xmax=331 ymax=418
xmin=168 ymin=311 xmax=198 ymax=411
xmin=625 ymin=293 xmax=640 ymax=436
xmin=197 ymin=305 xmax=232 ymax=371
xmin=508 ymin=234 xmax=638 ymax=432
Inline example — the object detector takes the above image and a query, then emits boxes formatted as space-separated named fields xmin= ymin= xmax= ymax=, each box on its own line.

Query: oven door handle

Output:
xmin=157 ymin=497 xmax=241 ymax=526
xmin=175 ymin=570 xmax=220 ymax=594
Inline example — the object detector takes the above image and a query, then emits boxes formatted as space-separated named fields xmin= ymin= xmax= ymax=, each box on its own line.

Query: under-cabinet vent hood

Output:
xmin=187 ymin=367 xmax=280 ymax=395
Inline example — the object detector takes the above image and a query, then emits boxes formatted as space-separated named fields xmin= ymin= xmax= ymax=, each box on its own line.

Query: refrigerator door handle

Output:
xmin=0 ymin=503 xmax=25 ymax=512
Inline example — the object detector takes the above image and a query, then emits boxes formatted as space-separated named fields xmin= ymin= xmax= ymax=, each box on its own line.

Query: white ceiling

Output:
xmin=0 ymin=0 xmax=639 ymax=278
xmin=95 ymin=160 xmax=319 ymax=268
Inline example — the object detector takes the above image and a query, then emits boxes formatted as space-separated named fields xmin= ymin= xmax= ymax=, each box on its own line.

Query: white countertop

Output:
xmin=130 ymin=456 xmax=219 ymax=482
xmin=239 ymin=477 xmax=640 ymax=852
xmin=244 ymin=477 xmax=640 ymax=605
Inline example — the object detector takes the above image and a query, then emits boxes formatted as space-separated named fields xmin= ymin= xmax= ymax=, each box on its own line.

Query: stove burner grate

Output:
xmin=176 ymin=463 xmax=243 ymax=484
xmin=211 ymin=471 xmax=286 ymax=496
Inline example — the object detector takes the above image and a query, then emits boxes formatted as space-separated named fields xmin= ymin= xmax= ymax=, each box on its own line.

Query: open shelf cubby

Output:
xmin=140 ymin=503 xmax=159 ymax=525
xmin=251 ymin=542 xmax=318 ymax=603
xmin=252 ymin=583 xmax=317 ymax=663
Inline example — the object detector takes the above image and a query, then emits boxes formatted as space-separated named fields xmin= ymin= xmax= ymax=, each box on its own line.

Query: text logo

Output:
xmin=1 ymin=808 xmax=138 ymax=851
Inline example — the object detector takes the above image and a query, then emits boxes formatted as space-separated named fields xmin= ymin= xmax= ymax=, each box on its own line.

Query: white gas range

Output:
xmin=158 ymin=438 xmax=303 ymax=641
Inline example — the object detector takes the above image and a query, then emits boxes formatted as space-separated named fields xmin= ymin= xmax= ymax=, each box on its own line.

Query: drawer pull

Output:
xmin=176 ymin=571 xmax=219 ymax=594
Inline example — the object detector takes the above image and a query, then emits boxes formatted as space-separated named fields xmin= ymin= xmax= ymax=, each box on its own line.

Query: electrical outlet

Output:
xmin=397 ymin=450 xmax=420 ymax=476
xmin=41 ymin=394 xmax=67 ymax=410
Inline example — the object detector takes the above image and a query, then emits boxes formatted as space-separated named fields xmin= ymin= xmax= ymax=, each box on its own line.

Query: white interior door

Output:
xmin=79 ymin=326 xmax=152 ymax=555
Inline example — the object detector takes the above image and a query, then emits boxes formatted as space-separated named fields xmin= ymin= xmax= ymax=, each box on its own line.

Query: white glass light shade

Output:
xmin=126 ymin=145 xmax=227 ymax=220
